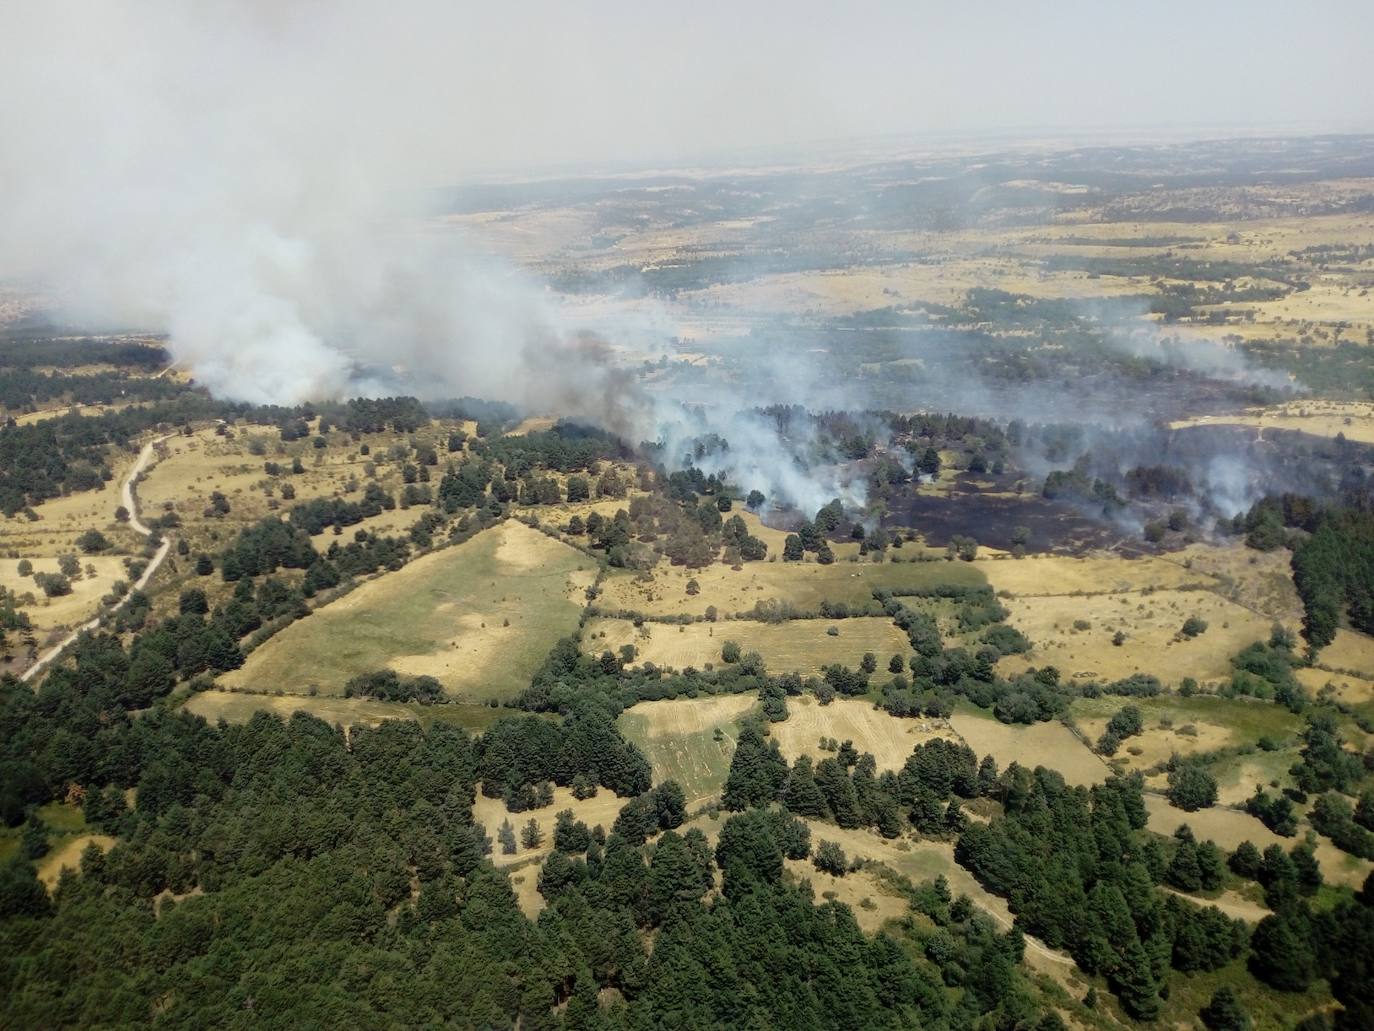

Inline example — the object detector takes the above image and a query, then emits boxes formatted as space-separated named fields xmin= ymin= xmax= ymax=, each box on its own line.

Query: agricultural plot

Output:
xmin=948 ymin=706 xmax=1108 ymax=787
xmin=996 ymin=589 xmax=1273 ymax=686
xmin=617 ymin=693 xmax=757 ymax=805
xmin=767 ymin=696 xmax=958 ymax=772
xmin=219 ymin=521 xmax=591 ymax=701
xmin=597 ymin=553 xmax=983 ymax=618
xmin=583 ymin=615 xmax=909 ymax=676
xmin=183 ymin=689 xmax=514 ymax=733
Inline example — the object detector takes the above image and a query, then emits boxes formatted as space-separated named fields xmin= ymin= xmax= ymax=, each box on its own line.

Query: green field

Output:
xmin=618 ymin=694 xmax=757 ymax=804
xmin=219 ymin=521 xmax=593 ymax=702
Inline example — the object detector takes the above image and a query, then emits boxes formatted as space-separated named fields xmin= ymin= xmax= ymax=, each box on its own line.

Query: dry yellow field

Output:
xmin=1316 ymin=629 xmax=1374 ymax=678
xmin=597 ymin=551 xmax=981 ymax=618
xmin=996 ymin=589 xmax=1273 ymax=685
xmin=977 ymin=552 xmax=1216 ymax=597
xmin=767 ymin=696 xmax=957 ymax=772
xmin=221 ymin=521 xmax=591 ymax=700
xmin=617 ymin=693 xmax=757 ymax=804
xmin=1170 ymin=400 xmax=1374 ymax=446
xmin=584 ymin=616 xmax=909 ymax=675
xmin=37 ymin=833 xmax=116 ymax=889
xmin=1175 ymin=541 xmax=1305 ymax=623
xmin=1142 ymin=794 xmax=1373 ymax=889
xmin=1297 ymin=666 xmax=1374 ymax=706
xmin=783 ymin=858 xmax=908 ymax=934
xmin=474 ymin=785 xmax=629 ymax=869
xmin=183 ymin=688 xmax=512 ymax=733
xmin=0 ymin=554 xmax=132 ymax=639
xmin=949 ymin=709 xmax=1108 ymax=787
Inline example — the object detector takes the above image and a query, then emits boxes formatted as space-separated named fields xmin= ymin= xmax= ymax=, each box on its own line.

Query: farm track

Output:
xmin=21 ymin=432 xmax=174 ymax=683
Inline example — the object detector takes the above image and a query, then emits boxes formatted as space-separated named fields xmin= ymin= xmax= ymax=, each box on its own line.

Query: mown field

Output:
xmin=584 ymin=615 xmax=910 ymax=676
xmin=219 ymin=521 xmax=593 ymax=701
xmin=617 ymin=694 xmax=757 ymax=805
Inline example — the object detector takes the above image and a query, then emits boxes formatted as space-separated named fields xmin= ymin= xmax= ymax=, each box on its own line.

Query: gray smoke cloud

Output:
xmin=0 ymin=2 xmax=679 ymax=413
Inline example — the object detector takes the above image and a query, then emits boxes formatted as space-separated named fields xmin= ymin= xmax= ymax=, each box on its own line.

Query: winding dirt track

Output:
xmin=20 ymin=433 xmax=174 ymax=683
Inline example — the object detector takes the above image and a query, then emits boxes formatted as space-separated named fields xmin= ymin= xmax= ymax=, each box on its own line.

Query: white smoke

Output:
xmin=0 ymin=2 xmax=677 ymax=410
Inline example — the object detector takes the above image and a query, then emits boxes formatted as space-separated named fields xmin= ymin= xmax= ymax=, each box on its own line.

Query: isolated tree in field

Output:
xmin=721 ymin=640 xmax=741 ymax=663
xmin=782 ymin=534 xmax=803 ymax=561
xmin=16 ymin=559 xmax=32 ymax=577
xmin=520 ymin=818 xmax=543 ymax=849
xmin=76 ymin=529 xmax=110 ymax=554
xmin=1167 ymin=762 xmax=1218 ymax=811
xmin=194 ymin=554 xmax=213 ymax=576
xmin=813 ymin=839 xmax=848 ymax=876
xmin=746 ymin=489 xmax=765 ymax=510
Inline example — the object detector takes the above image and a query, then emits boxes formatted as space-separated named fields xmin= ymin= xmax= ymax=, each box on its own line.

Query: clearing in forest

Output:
xmin=1070 ymin=694 xmax=1303 ymax=785
xmin=948 ymin=706 xmax=1107 ymax=787
xmin=1316 ymin=628 xmax=1374 ymax=679
xmin=183 ymin=689 xmax=515 ymax=732
xmin=996 ymin=589 xmax=1273 ymax=686
xmin=767 ymin=696 xmax=958 ymax=772
xmin=597 ymin=552 xmax=983 ymax=617
xmin=617 ymin=693 xmax=757 ymax=804
xmin=584 ymin=616 xmax=909 ymax=676
xmin=219 ymin=520 xmax=591 ymax=701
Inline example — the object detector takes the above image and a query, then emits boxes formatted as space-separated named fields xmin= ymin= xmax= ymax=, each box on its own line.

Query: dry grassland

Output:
xmin=0 ymin=554 xmax=133 ymax=641
xmin=475 ymin=785 xmax=628 ymax=870
xmin=37 ymin=833 xmax=116 ymax=889
xmin=1316 ymin=629 xmax=1374 ymax=678
xmin=783 ymin=859 xmax=908 ymax=934
xmin=1170 ymin=400 xmax=1374 ymax=446
xmin=948 ymin=708 xmax=1108 ymax=787
xmin=1143 ymin=794 xmax=1373 ymax=890
xmin=996 ymin=589 xmax=1273 ymax=685
xmin=220 ymin=521 xmax=590 ymax=701
xmin=977 ymin=553 xmax=1215 ymax=596
xmin=1297 ymin=666 xmax=1374 ymax=706
xmin=767 ymin=696 xmax=958 ymax=772
xmin=617 ymin=694 xmax=756 ymax=804
xmin=183 ymin=689 xmax=513 ymax=733
xmin=598 ymin=553 xmax=983 ymax=617
xmin=583 ymin=616 xmax=909 ymax=675
xmin=1175 ymin=542 xmax=1305 ymax=623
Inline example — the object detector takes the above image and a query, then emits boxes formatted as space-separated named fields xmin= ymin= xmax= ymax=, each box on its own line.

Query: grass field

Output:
xmin=584 ymin=616 xmax=910 ymax=675
xmin=1070 ymin=694 xmax=1303 ymax=788
xmin=617 ymin=694 xmax=757 ymax=804
xmin=768 ymin=696 xmax=958 ymax=772
xmin=949 ymin=706 xmax=1108 ymax=787
xmin=183 ymin=689 xmax=516 ymax=732
xmin=1170 ymin=399 xmax=1374 ymax=446
xmin=220 ymin=521 xmax=592 ymax=701
xmin=1143 ymin=793 xmax=1373 ymax=890
xmin=977 ymin=553 xmax=1216 ymax=597
xmin=475 ymin=785 xmax=629 ymax=869
xmin=997 ymin=589 xmax=1274 ymax=686
xmin=1317 ymin=628 xmax=1374 ymax=678
xmin=597 ymin=552 xmax=984 ymax=617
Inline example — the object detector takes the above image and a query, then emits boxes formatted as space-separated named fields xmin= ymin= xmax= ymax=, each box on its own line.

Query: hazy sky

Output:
xmin=3 ymin=1 xmax=1368 ymax=182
